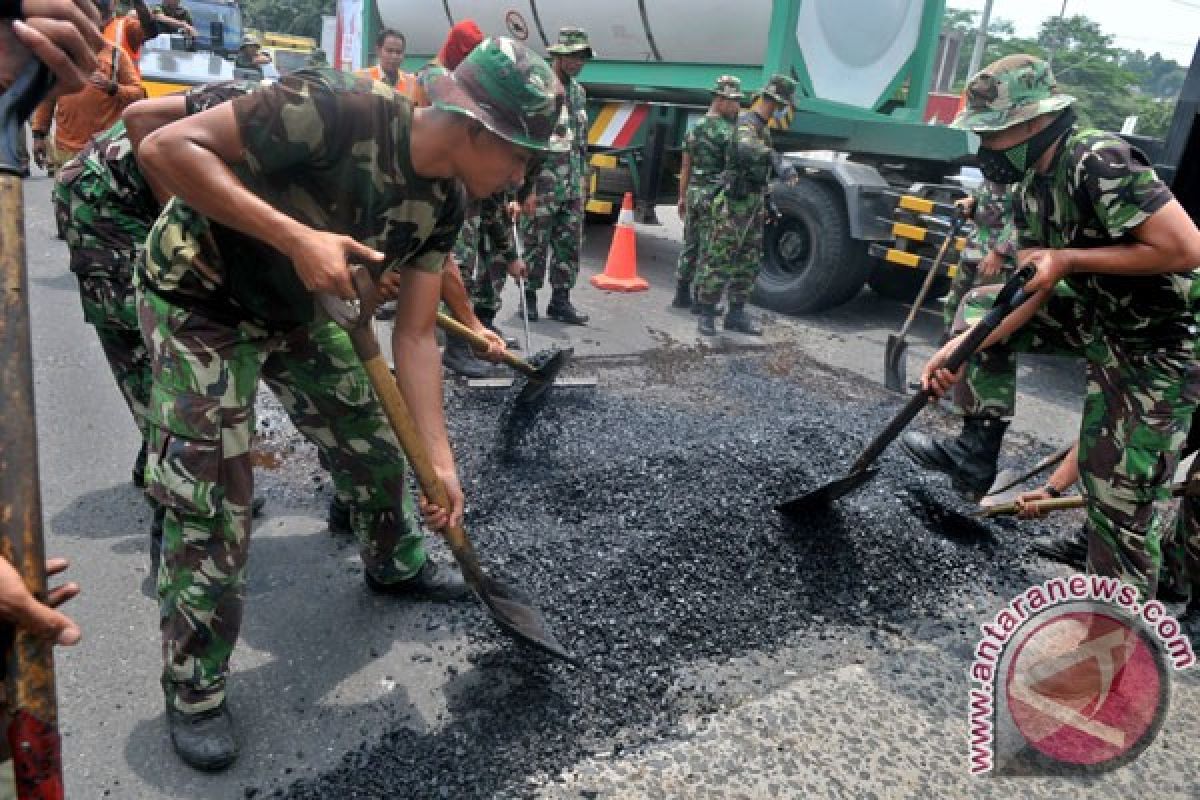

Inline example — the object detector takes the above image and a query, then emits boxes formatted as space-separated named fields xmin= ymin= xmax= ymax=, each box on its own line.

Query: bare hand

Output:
xmin=521 ymin=194 xmax=537 ymax=217
xmin=506 ymin=200 xmax=522 ymax=220
xmin=471 ymin=325 xmax=508 ymax=363
xmin=506 ymin=258 xmax=527 ymax=279
xmin=0 ymin=557 xmax=81 ymax=646
xmin=287 ymin=230 xmax=384 ymax=299
xmin=979 ymin=250 xmax=1003 ymax=278
xmin=377 ymin=269 xmax=402 ymax=300
xmin=417 ymin=468 xmax=464 ymax=531
xmin=955 ymin=195 xmax=977 ymax=220
xmin=1 ymin=0 xmax=105 ymax=96
xmin=86 ymin=69 xmax=113 ymax=93
xmin=1018 ymin=247 xmax=1073 ymax=293
xmin=1015 ymin=488 xmax=1053 ymax=519
xmin=920 ymin=333 xmax=967 ymax=398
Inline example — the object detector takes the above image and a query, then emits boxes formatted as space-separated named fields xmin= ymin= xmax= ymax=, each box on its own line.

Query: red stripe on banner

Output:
xmin=611 ymin=105 xmax=649 ymax=148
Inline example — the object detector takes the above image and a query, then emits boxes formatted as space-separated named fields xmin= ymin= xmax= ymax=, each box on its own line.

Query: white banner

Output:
xmin=335 ymin=0 xmax=364 ymax=71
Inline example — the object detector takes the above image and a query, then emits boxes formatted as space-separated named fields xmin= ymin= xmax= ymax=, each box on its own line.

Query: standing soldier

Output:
xmin=695 ymin=73 xmax=797 ymax=336
xmin=901 ymin=55 xmax=1200 ymax=601
xmin=672 ymin=75 xmax=743 ymax=310
xmin=521 ymin=26 xmax=593 ymax=325
xmin=135 ymin=41 xmax=565 ymax=769
xmin=941 ymin=179 xmax=1016 ymax=335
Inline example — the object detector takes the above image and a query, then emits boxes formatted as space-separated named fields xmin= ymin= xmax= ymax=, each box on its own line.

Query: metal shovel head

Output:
xmin=476 ymin=572 xmax=577 ymax=664
xmin=883 ymin=334 xmax=907 ymax=393
xmin=515 ymin=347 xmax=572 ymax=406
xmin=775 ymin=467 xmax=881 ymax=519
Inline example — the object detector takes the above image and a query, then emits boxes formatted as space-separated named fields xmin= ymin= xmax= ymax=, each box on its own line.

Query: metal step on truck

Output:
xmin=348 ymin=0 xmax=976 ymax=312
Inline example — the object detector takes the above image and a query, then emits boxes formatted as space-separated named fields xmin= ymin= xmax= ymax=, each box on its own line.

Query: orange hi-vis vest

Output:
xmin=103 ymin=15 xmax=143 ymax=79
xmin=358 ymin=65 xmax=416 ymax=98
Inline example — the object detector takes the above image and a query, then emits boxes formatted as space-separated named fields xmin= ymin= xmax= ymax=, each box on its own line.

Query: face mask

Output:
xmin=976 ymin=107 xmax=1076 ymax=184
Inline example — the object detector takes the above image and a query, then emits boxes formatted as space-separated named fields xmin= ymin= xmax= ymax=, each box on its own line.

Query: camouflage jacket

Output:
xmin=969 ymin=179 xmax=1017 ymax=262
xmin=722 ymin=110 xmax=778 ymax=199
xmin=413 ymin=61 xmax=448 ymax=107
xmin=534 ymin=75 xmax=588 ymax=205
xmin=56 ymin=82 xmax=254 ymax=274
xmin=140 ymin=68 xmax=465 ymax=327
xmin=1013 ymin=126 xmax=1192 ymax=345
xmin=684 ymin=114 xmax=733 ymax=192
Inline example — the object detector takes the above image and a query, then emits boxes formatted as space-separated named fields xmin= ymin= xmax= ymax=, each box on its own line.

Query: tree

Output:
xmin=241 ymin=0 xmax=332 ymax=40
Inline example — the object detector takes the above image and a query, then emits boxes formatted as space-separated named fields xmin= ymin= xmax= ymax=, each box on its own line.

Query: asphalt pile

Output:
xmin=270 ymin=344 xmax=1066 ymax=799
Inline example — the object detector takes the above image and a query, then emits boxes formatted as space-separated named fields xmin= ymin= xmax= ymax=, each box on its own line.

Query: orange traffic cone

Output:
xmin=591 ymin=192 xmax=648 ymax=292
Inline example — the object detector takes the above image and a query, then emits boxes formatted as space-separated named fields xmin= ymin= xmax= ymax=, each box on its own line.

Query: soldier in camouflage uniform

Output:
xmin=941 ymin=179 xmax=1017 ymax=334
xmin=901 ymin=55 xmax=1200 ymax=601
xmin=695 ymin=74 xmax=798 ymax=336
xmin=520 ymin=26 xmax=593 ymax=325
xmin=672 ymin=75 xmax=743 ymax=311
xmin=152 ymin=0 xmax=197 ymax=38
xmin=135 ymin=40 xmax=565 ymax=770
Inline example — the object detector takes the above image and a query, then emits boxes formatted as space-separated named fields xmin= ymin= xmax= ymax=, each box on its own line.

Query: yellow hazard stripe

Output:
xmin=586 ymin=199 xmax=614 ymax=215
xmin=891 ymin=222 xmax=928 ymax=242
xmin=588 ymin=103 xmax=619 ymax=146
xmin=880 ymin=249 xmax=922 ymax=269
xmin=897 ymin=195 xmax=935 ymax=214
xmin=143 ymin=80 xmax=192 ymax=98
xmin=590 ymin=153 xmax=618 ymax=169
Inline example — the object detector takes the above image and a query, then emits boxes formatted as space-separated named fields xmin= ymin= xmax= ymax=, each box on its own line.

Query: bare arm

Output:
xmin=138 ymin=103 xmax=379 ymax=297
xmin=124 ymin=94 xmax=186 ymax=204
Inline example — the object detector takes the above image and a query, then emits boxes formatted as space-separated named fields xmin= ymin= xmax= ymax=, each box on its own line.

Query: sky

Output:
xmin=948 ymin=0 xmax=1200 ymax=66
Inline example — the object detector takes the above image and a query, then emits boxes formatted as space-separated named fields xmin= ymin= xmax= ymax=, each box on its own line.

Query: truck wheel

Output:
xmin=754 ymin=179 xmax=871 ymax=314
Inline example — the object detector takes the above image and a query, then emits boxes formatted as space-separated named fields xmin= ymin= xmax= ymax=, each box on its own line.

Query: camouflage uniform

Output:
xmin=520 ymin=28 xmax=590 ymax=296
xmin=456 ymin=194 xmax=520 ymax=314
xmin=154 ymin=3 xmax=194 ymax=26
xmin=941 ymin=179 xmax=1017 ymax=333
xmin=675 ymin=77 xmax=741 ymax=289
xmin=136 ymin=69 xmax=467 ymax=713
xmin=696 ymin=75 xmax=797 ymax=317
xmin=945 ymin=56 xmax=1200 ymax=599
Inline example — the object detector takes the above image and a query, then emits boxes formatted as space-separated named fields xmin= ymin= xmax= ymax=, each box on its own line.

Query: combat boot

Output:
xmin=697 ymin=304 xmax=718 ymax=336
xmin=671 ymin=279 xmax=692 ymax=309
xmin=327 ymin=496 xmax=352 ymax=536
xmin=365 ymin=559 xmax=472 ymax=602
xmin=524 ymin=289 xmax=539 ymax=321
xmin=723 ymin=303 xmax=763 ymax=335
xmin=442 ymin=336 xmax=499 ymax=379
xmin=899 ymin=417 xmax=1009 ymax=499
xmin=546 ymin=288 xmax=589 ymax=325
xmin=475 ymin=307 xmax=518 ymax=349
xmin=1030 ymin=527 xmax=1088 ymax=570
xmin=167 ymin=701 xmax=239 ymax=772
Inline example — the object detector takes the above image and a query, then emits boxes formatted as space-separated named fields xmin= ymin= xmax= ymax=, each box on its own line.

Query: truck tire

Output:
xmin=753 ymin=179 xmax=871 ymax=314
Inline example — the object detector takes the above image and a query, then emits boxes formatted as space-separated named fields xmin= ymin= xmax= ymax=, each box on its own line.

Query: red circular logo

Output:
xmin=1005 ymin=609 xmax=1167 ymax=769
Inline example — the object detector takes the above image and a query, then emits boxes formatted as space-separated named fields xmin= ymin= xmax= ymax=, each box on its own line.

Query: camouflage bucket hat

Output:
xmin=711 ymin=75 xmax=743 ymax=100
xmin=546 ymin=26 xmax=595 ymax=58
xmin=429 ymin=37 xmax=568 ymax=153
xmin=953 ymin=54 xmax=1075 ymax=132
xmin=763 ymin=74 xmax=796 ymax=107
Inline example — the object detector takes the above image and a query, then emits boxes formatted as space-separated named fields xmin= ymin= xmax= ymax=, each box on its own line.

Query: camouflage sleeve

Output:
xmin=405 ymin=183 xmax=466 ymax=274
xmin=481 ymin=194 xmax=517 ymax=263
xmin=231 ymin=72 xmax=342 ymax=178
xmin=733 ymin=123 xmax=772 ymax=172
xmin=972 ymin=182 xmax=1016 ymax=256
xmin=1075 ymin=134 xmax=1172 ymax=241
xmin=184 ymin=80 xmax=256 ymax=115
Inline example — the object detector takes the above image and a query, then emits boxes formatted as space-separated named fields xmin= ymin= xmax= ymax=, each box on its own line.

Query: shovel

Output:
xmin=983 ymin=444 xmax=1074 ymax=503
xmin=883 ymin=210 xmax=966 ymax=393
xmin=776 ymin=266 xmax=1035 ymax=519
xmin=436 ymin=312 xmax=595 ymax=406
xmin=319 ymin=269 xmax=575 ymax=663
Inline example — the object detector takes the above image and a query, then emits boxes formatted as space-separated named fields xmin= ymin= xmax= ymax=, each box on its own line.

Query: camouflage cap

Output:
xmin=546 ymin=26 xmax=595 ymax=58
xmin=428 ymin=37 xmax=568 ymax=153
xmin=762 ymin=74 xmax=796 ymax=107
xmin=711 ymin=75 xmax=743 ymax=100
xmin=953 ymin=54 xmax=1075 ymax=133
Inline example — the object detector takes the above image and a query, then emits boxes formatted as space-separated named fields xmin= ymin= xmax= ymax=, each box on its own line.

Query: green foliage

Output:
xmin=240 ymin=0 xmax=332 ymax=40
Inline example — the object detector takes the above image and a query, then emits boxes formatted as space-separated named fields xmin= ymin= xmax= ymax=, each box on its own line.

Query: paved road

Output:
xmin=18 ymin=172 xmax=1190 ymax=799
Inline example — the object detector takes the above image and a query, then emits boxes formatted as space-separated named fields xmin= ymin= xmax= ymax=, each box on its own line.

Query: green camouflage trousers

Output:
xmin=694 ymin=191 xmax=765 ymax=306
xmin=519 ymin=195 xmax=583 ymax=291
xmin=941 ymin=257 xmax=1009 ymax=335
xmin=137 ymin=288 xmax=427 ymax=713
xmin=675 ymin=185 xmax=719 ymax=284
xmin=958 ymin=284 xmax=1200 ymax=599
xmin=78 ymin=273 xmax=153 ymax=438
xmin=455 ymin=214 xmax=511 ymax=314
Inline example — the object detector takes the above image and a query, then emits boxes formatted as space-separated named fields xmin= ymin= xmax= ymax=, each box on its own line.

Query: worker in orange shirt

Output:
xmin=102 ymin=0 xmax=159 ymax=78
xmin=357 ymin=27 xmax=415 ymax=97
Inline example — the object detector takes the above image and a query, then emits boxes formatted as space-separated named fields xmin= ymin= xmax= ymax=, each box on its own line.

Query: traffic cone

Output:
xmin=591 ymin=192 xmax=648 ymax=292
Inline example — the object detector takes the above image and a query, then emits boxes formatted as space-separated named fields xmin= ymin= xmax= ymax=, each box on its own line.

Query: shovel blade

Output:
xmin=775 ymin=468 xmax=881 ymax=520
xmin=477 ymin=573 xmax=576 ymax=664
xmin=515 ymin=347 xmax=572 ymax=407
xmin=883 ymin=335 xmax=907 ymax=394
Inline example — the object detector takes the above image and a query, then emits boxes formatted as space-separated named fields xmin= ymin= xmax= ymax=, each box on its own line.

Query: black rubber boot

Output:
xmin=1030 ymin=526 xmax=1088 ymax=570
xmin=133 ymin=442 xmax=148 ymax=489
xmin=442 ymin=336 xmax=499 ymax=379
xmin=723 ymin=303 xmax=763 ymax=335
xmin=546 ymin=288 xmax=589 ymax=325
xmin=899 ymin=417 xmax=1009 ymax=499
xmin=671 ymin=279 xmax=692 ymax=309
xmin=697 ymin=304 xmax=718 ymax=336
xmin=365 ymin=559 xmax=472 ymax=602
xmin=167 ymin=701 xmax=239 ymax=772
xmin=475 ymin=307 xmax=518 ymax=349
xmin=524 ymin=289 xmax=539 ymax=322
xmin=327 ymin=496 xmax=352 ymax=536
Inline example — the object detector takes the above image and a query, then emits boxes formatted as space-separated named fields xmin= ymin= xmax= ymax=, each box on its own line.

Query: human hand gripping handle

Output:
xmin=288 ymin=230 xmax=384 ymax=300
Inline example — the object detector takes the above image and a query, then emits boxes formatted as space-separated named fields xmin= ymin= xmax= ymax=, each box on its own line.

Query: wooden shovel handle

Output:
xmin=436 ymin=311 xmax=539 ymax=379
